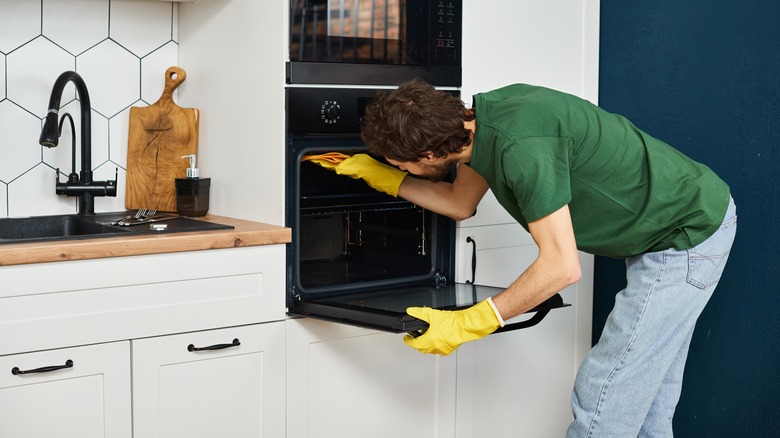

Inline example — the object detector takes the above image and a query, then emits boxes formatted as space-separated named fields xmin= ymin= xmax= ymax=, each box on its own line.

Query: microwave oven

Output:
xmin=287 ymin=0 xmax=462 ymax=86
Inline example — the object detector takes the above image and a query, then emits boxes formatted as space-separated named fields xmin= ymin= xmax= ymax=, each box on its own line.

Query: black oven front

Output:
xmin=288 ymin=0 xmax=462 ymax=86
xmin=285 ymin=87 xmax=567 ymax=334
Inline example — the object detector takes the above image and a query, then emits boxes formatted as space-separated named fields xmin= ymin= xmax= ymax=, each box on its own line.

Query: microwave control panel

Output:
xmin=434 ymin=1 xmax=459 ymax=49
xmin=433 ymin=0 xmax=461 ymax=64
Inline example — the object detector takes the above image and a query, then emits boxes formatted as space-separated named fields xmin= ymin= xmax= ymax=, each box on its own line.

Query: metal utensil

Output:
xmin=114 ymin=210 xmax=178 ymax=227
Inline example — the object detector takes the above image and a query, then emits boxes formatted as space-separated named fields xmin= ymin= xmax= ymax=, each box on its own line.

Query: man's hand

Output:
xmin=403 ymin=298 xmax=505 ymax=355
xmin=302 ymin=153 xmax=407 ymax=197
xmin=334 ymin=154 xmax=407 ymax=197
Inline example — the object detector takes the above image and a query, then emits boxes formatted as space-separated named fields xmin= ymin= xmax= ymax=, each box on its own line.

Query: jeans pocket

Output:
xmin=686 ymin=217 xmax=736 ymax=289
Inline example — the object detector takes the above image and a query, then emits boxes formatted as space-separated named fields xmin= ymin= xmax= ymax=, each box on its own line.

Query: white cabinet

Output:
xmin=286 ymin=318 xmax=457 ymax=438
xmin=0 ymin=323 xmax=285 ymax=438
xmin=456 ymin=327 xmax=577 ymax=437
xmin=0 ymin=244 xmax=286 ymax=438
xmin=449 ymin=0 xmax=599 ymax=434
xmin=453 ymin=221 xmax=594 ymax=436
xmin=133 ymin=323 xmax=286 ymax=438
xmin=0 ymin=246 xmax=285 ymax=356
xmin=0 ymin=342 xmax=131 ymax=438
xmin=455 ymin=304 xmax=579 ymax=437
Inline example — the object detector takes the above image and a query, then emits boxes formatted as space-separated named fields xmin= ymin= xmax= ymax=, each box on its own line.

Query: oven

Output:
xmin=285 ymin=87 xmax=568 ymax=334
xmin=288 ymin=0 xmax=461 ymax=86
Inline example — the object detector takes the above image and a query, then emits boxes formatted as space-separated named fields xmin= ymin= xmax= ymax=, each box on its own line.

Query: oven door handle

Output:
xmin=406 ymin=308 xmax=552 ymax=339
xmin=494 ymin=309 xmax=551 ymax=333
xmin=493 ymin=293 xmax=566 ymax=334
xmin=406 ymin=293 xmax=568 ymax=338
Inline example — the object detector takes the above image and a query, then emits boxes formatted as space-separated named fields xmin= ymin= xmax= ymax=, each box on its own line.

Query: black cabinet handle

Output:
xmin=12 ymin=359 xmax=73 ymax=375
xmin=187 ymin=338 xmax=241 ymax=352
xmin=465 ymin=236 xmax=476 ymax=284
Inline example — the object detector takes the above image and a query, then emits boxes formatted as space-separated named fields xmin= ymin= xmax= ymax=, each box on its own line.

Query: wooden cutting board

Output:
xmin=125 ymin=66 xmax=199 ymax=212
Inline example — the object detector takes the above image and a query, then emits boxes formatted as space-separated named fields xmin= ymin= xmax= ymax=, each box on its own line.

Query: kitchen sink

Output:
xmin=0 ymin=212 xmax=233 ymax=244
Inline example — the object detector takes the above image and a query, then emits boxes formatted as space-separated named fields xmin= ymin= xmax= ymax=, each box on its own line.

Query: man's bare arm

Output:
xmin=492 ymin=204 xmax=582 ymax=320
xmin=397 ymin=164 xmax=489 ymax=221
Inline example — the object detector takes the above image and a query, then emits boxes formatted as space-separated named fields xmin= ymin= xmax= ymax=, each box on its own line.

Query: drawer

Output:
xmin=0 ymin=342 xmax=131 ymax=438
xmin=132 ymin=322 xmax=286 ymax=437
xmin=0 ymin=245 xmax=285 ymax=355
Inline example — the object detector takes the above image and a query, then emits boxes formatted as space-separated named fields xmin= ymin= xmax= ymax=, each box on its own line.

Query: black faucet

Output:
xmin=39 ymin=71 xmax=117 ymax=215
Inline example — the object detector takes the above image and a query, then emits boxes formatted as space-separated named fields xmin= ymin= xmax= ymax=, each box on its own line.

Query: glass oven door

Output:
xmin=290 ymin=282 xmax=569 ymax=334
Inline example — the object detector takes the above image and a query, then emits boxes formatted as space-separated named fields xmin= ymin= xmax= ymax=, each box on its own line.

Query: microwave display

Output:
xmin=288 ymin=0 xmax=462 ymax=86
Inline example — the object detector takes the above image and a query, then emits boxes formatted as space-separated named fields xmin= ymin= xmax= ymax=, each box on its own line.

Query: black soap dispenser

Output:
xmin=175 ymin=154 xmax=210 ymax=217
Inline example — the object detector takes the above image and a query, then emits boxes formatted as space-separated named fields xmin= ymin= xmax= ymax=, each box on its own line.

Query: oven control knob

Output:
xmin=321 ymin=101 xmax=341 ymax=124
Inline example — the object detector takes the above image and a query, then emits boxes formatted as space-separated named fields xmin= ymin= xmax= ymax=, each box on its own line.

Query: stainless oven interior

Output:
xmin=299 ymin=160 xmax=437 ymax=290
xmin=289 ymin=142 xmax=453 ymax=299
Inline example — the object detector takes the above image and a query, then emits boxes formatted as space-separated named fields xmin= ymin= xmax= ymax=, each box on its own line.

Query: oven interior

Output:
xmin=289 ymin=144 xmax=453 ymax=301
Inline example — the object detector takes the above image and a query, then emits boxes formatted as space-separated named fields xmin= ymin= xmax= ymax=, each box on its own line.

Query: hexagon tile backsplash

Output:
xmin=0 ymin=0 xmax=180 ymax=218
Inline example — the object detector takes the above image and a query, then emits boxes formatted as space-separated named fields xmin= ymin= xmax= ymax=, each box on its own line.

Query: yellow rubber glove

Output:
xmin=334 ymin=154 xmax=407 ymax=197
xmin=403 ymin=298 xmax=505 ymax=356
xmin=301 ymin=152 xmax=351 ymax=170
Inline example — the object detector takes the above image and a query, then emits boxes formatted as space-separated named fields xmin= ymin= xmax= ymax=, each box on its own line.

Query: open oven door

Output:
xmin=289 ymin=282 xmax=569 ymax=335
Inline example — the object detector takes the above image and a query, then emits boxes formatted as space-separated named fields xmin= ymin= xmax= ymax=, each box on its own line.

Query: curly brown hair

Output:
xmin=361 ymin=78 xmax=475 ymax=162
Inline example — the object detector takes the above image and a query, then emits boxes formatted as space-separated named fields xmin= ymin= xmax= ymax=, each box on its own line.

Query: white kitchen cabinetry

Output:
xmin=287 ymin=318 xmax=458 ymax=438
xmin=451 ymin=0 xmax=599 ymax=434
xmin=0 ymin=246 xmax=284 ymax=356
xmin=0 ymin=244 xmax=286 ymax=437
xmin=454 ymin=223 xmax=592 ymax=436
xmin=133 ymin=322 xmax=286 ymax=438
xmin=0 ymin=342 xmax=131 ymax=438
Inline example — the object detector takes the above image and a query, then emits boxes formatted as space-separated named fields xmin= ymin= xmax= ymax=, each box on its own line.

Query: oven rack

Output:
xmin=300 ymin=201 xmax=420 ymax=216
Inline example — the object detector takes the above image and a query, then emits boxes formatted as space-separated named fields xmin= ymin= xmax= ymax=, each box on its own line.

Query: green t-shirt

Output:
xmin=469 ymin=84 xmax=730 ymax=258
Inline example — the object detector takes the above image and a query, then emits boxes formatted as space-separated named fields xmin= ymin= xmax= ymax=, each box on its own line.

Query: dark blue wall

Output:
xmin=596 ymin=0 xmax=779 ymax=434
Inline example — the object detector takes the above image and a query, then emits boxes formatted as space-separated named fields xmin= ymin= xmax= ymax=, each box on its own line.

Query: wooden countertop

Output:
xmin=0 ymin=215 xmax=291 ymax=267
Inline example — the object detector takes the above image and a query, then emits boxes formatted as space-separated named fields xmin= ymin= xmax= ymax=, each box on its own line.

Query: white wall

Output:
xmin=178 ymin=0 xmax=287 ymax=225
xmin=0 ymin=0 xmax=181 ymax=218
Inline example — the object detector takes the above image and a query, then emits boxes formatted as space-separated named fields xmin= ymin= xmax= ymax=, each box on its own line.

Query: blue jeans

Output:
xmin=568 ymin=197 xmax=737 ymax=437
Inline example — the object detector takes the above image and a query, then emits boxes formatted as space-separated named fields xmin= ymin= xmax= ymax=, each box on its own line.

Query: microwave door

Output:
xmin=289 ymin=282 xmax=569 ymax=334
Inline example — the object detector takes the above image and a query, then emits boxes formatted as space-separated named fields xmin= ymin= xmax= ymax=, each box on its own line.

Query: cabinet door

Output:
xmin=455 ymin=310 xmax=577 ymax=438
xmin=453 ymin=223 xmax=594 ymax=437
xmin=132 ymin=322 xmax=285 ymax=438
xmin=0 ymin=342 xmax=131 ymax=438
xmin=287 ymin=318 xmax=457 ymax=438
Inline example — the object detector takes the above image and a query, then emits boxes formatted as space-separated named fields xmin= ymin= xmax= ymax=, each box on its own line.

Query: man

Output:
xmin=308 ymin=78 xmax=736 ymax=436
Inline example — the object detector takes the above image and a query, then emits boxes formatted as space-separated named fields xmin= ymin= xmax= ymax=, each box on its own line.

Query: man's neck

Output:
xmin=458 ymin=119 xmax=477 ymax=163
